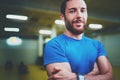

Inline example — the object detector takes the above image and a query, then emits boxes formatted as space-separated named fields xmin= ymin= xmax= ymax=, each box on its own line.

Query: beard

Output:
xmin=64 ymin=17 xmax=87 ymax=35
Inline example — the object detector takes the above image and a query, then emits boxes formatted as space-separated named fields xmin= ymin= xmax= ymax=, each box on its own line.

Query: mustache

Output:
xmin=72 ymin=19 xmax=84 ymax=23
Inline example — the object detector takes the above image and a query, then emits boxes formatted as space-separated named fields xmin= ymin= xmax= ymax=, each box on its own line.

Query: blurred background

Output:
xmin=0 ymin=0 xmax=120 ymax=80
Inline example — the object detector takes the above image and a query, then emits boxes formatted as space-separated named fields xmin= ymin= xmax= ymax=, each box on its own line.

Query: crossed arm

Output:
xmin=45 ymin=56 xmax=114 ymax=80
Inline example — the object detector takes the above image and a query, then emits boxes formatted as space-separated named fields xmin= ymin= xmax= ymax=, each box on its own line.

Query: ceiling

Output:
xmin=0 ymin=0 xmax=120 ymax=39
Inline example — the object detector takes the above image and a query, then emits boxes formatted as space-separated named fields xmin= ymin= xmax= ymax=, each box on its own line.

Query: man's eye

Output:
xmin=81 ymin=9 xmax=86 ymax=13
xmin=69 ymin=10 xmax=75 ymax=13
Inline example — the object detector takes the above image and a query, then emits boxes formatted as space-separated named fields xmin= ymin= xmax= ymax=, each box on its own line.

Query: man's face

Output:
xmin=64 ymin=0 xmax=88 ymax=35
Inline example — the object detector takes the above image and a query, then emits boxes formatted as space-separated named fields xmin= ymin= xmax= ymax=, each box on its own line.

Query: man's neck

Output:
xmin=64 ymin=30 xmax=84 ymax=40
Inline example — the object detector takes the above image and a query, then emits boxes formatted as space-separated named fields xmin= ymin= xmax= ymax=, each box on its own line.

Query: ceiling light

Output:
xmin=6 ymin=37 xmax=22 ymax=46
xmin=89 ymin=24 xmax=103 ymax=30
xmin=39 ymin=30 xmax=52 ymax=35
xmin=6 ymin=14 xmax=28 ymax=20
xmin=55 ymin=20 xmax=65 ymax=25
xmin=4 ymin=27 xmax=20 ymax=32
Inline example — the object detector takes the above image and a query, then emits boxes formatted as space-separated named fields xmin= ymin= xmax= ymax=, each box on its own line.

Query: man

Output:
xmin=44 ymin=0 xmax=114 ymax=80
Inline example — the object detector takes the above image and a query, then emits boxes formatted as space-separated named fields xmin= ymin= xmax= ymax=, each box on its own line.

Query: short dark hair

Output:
xmin=60 ymin=0 xmax=69 ymax=15
xmin=60 ymin=0 xmax=86 ymax=15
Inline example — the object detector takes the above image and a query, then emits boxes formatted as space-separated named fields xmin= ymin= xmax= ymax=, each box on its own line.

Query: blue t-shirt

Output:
xmin=44 ymin=34 xmax=107 ymax=75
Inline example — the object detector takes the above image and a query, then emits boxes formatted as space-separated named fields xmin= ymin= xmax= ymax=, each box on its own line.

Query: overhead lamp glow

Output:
xmin=89 ymin=24 xmax=103 ymax=30
xmin=6 ymin=14 xmax=28 ymax=20
xmin=6 ymin=37 xmax=22 ymax=46
xmin=4 ymin=27 xmax=20 ymax=32
xmin=55 ymin=20 xmax=65 ymax=25
xmin=39 ymin=30 xmax=52 ymax=35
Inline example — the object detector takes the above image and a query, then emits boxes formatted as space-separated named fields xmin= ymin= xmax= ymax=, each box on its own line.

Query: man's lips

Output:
xmin=73 ymin=20 xmax=81 ymax=23
xmin=73 ymin=21 xmax=83 ymax=26
xmin=72 ymin=19 xmax=84 ymax=24
xmin=72 ymin=19 xmax=85 ymax=27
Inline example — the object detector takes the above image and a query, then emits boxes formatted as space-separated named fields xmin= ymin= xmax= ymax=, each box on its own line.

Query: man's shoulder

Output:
xmin=84 ymin=36 xmax=103 ymax=48
xmin=83 ymin=36 xmax=97 ymax=42
xmin=83 ymin=36 xmax=101 ymax=45
xmin=46 ymin=34 xmax=65 ymax=44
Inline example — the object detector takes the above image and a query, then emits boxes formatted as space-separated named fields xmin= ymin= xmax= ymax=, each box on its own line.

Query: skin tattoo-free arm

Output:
xmin=85 ymin=56 xmax=114 ymax=80
xmin=45 ymin=62 xmax=100 ymax=80
xmin=45 ymin=56 xmax=114 ymax=80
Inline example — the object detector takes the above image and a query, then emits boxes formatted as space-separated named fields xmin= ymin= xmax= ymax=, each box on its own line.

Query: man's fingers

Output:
xmin=52 ymin=67 xmax=61 ymax=74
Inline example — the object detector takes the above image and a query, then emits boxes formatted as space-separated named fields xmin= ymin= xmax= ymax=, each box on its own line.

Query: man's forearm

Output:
xmin=85 ymin=72 xmax=114 ymax=80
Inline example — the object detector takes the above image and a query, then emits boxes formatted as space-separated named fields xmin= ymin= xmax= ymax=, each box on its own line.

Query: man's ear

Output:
xmin=60 ymin=14 xmax=64 ymax=20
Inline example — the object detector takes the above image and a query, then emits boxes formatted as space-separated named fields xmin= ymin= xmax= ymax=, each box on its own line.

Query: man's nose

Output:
xmin=76 ymin=11 xmax=82 ymax=17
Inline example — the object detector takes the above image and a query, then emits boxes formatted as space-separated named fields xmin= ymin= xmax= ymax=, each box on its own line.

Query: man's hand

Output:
xmin=48 ymin=67 xmax=77 ymax=80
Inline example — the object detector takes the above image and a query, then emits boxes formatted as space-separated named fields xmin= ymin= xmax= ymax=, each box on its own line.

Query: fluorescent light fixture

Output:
xmin=55 ymin=20 xmax=65 ymax=25
xmin=6 ymin=37 xmax=22 ymax=46
xmin=89 ymin=24 xmax=103 ymax=30
xmin=4 ymin=27 xmax=19 ymax=32
xmin=39 ymin=30 xmax=52 ymax=35
xmin=6 ymin=14 xmax=28 ymax=20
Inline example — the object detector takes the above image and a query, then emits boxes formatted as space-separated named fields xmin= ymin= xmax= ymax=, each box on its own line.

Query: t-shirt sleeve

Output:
xmin=97 ymin=41 xmax=107 ymax=57
xmin=43 ymin=41 xmax=68 ymax=66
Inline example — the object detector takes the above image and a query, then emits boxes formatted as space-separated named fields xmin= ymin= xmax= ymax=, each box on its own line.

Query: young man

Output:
xmin=44 ymin=0 xmax=114 ymax=80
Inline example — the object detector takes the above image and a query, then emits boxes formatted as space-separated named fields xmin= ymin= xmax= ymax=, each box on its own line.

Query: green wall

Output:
xmin=0 ymin=39 xmax=38 ymax=66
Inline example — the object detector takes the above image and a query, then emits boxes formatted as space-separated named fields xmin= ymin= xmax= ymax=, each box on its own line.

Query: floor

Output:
xmin=0 ymin=65 xmax=48 ymax=80
xmin=113 ymin=66 xmax=120 ymax=80
xmin=0 ymin=65 xmax=120 ymax=80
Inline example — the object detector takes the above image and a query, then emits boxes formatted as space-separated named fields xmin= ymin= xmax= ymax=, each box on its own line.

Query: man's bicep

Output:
xmin=45 ymin=62 xmax=72 ymax=76
xmin=97 ymin=56 xmax=113 ymax=74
